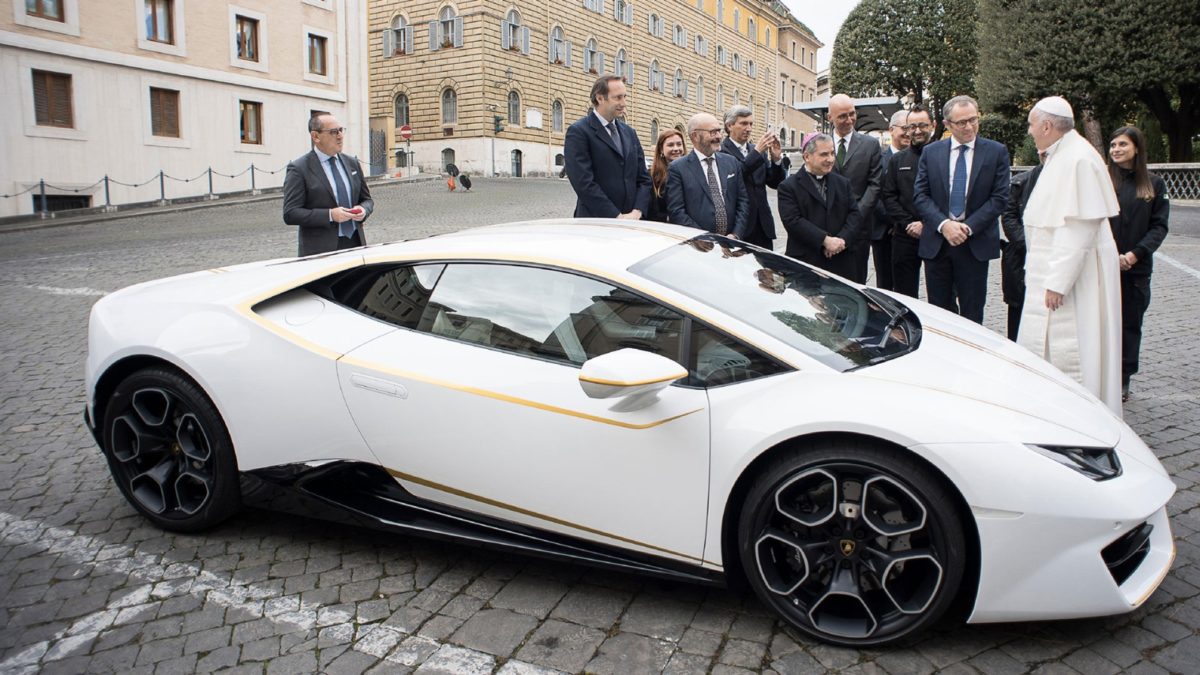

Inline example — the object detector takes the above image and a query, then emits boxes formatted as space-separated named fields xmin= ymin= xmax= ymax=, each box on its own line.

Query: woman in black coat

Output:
xmin=646 ymin=129 xmax=687 ymax=223
xmin=1107 ymin=126 xmax=1169 ymax=401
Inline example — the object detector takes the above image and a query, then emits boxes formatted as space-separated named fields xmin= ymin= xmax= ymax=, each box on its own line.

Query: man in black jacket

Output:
xmin=1000 ymin=164 xmax=1042 ymax=340
xmin=881 ymin=106 xmax=933 ymax=298
xmin=720 ymin=106 xmax=786 ymax=249
xmin=777 ymin=133 xmax=861 ymax=279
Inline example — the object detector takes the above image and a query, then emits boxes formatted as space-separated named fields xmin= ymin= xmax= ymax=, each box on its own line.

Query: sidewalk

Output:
xmin=0 ymin=173 xmax=441 ymax=235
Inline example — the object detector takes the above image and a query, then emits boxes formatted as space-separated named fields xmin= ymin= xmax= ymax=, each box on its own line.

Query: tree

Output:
xmin=976 ymin=0 xmax=1200 ymax=161
xmin=830 ymin=0 xmax=978 ymax=138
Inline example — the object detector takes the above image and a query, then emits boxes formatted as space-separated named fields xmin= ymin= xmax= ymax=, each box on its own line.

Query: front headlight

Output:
xmin=1026 ymin=444 xmax=1122 ymax=481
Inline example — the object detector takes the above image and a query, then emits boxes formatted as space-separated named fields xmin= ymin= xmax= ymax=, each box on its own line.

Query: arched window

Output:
xmin=650 ymin=119 xmax=658 ymax=144
xmin=673 ymin=69 xmax=684 ymax=98
xmin=649 ymin=60 xmax=660 ymax=91
xmin=732 ymin=53 xmax=741 ymax=73
xmin=615 ymin=48 xmax=627 ymax=80
xmin=584 ymin=38 xmax=597 ymax=73
xmin=389 ymin=15 xmax=411 ymax=56
xmin=748 ymin=18 xmax=755 ymax=38
xmin=673 ymin=24 xmax=685 ymax=47
xmin=435 ymin=6 xmax=458 ymax=49
xmin=552 ymin=99 xmax=564 ymax=132
xmin=695 ymin=76 xmax=705 ymax=109
xmin=716 ymin=84 xmax=725 ymax=111
xmin=393 ymin=92 xmax=409 ymax=126
xmin=441 ymin=148 xmax=455 ymax=171
xmin=748 ymin=60 xmax=757 ymax=79
xmin=502 ymin=9 xmax=524 ymax=51
xmin=550 ymin=26 xmax=567 ymax=64
xmin=441 ymin=88 xmax=457 ymax=124
xmin=507 ymin=90 xmax=520 ymax=125
xmin=765 ymin=27 xmax=771 ymax=48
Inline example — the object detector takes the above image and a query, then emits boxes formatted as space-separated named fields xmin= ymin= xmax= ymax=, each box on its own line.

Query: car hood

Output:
xmin=856 ymin=306 xmax=1123 ymax=447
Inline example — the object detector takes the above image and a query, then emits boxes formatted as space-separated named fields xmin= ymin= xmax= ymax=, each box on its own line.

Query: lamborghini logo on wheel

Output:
xmin=840 ymin=539 xmax=855 ymax=556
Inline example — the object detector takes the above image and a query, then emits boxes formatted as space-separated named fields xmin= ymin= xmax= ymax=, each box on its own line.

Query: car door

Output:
xmin=337 ymin=262 xmax=712 ymax=564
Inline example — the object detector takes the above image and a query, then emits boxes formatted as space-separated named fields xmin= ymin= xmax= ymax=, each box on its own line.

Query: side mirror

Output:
xmin=579 ymin=349 xmax=687 ymax=409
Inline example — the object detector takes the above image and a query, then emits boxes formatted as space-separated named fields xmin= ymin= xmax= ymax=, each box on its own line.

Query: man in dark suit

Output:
xmin=282 ymin=114 xmax=374 ymax=257
xmin=720 ymin=105 xmax=786 ymax=249
xmin=871 ymin=110 xmax=910 ymax=290
xmin=828 ymin=94 xmax=882 ymax=284
xmin=777 ymin=133 xmax=861 ymax=279
xmin=1000 ymin=163 xmax=1042 ymax=339
xmin=564 ymin=76 xmax=651 ymax=219
xmin=666 ymin=113 xmax=749 ymax=236
xmin=882 ymin=105 xmax=934 ymax=298
xmin=913 ymin=95 xmax=1010 ymax=323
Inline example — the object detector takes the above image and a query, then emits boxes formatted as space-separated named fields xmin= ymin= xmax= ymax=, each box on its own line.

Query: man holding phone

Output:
xmin=720 ymin=106 xmax=786 ymax=249
xmin=283 ymin=113 xmax=374 ymax=256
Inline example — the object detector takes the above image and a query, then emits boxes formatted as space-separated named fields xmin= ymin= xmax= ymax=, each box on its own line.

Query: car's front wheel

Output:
xmin=100 ymin=367 xmax=240 ymax=532
xmin=738 ymin=440 xmax=966 ymax=646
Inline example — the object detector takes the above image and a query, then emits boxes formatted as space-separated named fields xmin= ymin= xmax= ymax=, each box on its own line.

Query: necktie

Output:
xmin=329 ymin=156 xmax=354 ymax=238
xmin=836 ymin=138 xmax=846 ymax=168
xmin=705 ymin=157 xmax=728 ymax=235
xmin=949 ymin=145 xmax=968 ymax=219
xmin=607 ymin=121 xmax=623 ymax=154
xmin=741 ymin=144 xmax=749 ymax=158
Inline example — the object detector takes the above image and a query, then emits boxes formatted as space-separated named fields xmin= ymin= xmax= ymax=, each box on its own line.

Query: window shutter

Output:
xmin=597 ymin=52 xmax=605 ymax=75
xmin=564 ymin=41 xmax=572 ymax=68
xmin=428 ymin=21 xmax=439 ymax=51
xmin=404 ymin=26 xmax=413 ymax=54
xmin=501 ymin=20 xmax=511 ymax=50
xmin=383 ymin=29 xmax=395 ymax=57
xmin=51 ymin=73 xmax=72 ymax=127
xmin=453 ymin=18 xmax=463 ymax=48
xmin=625 ymin=60 xmax=633 ymax=85
xmin=521 ymin=26 xmax=530 ymax=55
xmin=163 ymin=91 xmax=179 ymax=136
xmin=647 ymin=14 xmax=653 ymax=33
xmin=33 ymin=72 xmax=49 ymax=125
xmin=614 ymin=1 xmax=620 ymax=21
xmin=684 ymin=81 xmax=690 ymax=101
xmin=548 ymin=34 xmax=555 ymax=62
xmin=624 ymin=4 xmax=632 ymax=25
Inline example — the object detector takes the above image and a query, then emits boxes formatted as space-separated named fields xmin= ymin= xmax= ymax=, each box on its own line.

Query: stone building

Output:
xmin=1 ymin=0 xmax=368 ymax=217
xmin=368 ymin=0 xmax=820 ymax=177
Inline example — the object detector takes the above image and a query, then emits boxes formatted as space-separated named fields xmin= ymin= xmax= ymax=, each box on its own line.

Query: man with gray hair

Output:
xmin=871 ymin=109 xmax=911 ymax=289
xmin=913 ymin=95 xmax=1010 ymax=323
xmin=1017 ymin=96 xmax=1122 ymax=414
xmin=776 ymin=133 xmax=861 ymax=278
xmin=667 ymin=112 xmax=749 ymax=236
xmin=720 ymin=105 xmax=786 ymax=248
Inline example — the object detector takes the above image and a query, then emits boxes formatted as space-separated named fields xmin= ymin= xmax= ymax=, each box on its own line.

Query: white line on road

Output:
xmin=1158 ymin=253 xmax=1200 ymax=282
xmin=0 ymin=511 xmax=477 ymax=671
xmin=24 ymin=285 xmax=107 ymax=297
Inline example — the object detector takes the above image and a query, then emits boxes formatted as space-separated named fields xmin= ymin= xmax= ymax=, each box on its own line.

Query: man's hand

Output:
xmin=940 ymin=219 xmax=970 ymax=246
xmin=905 ymin=220 xmax=923 ymax=238
xmin=1119 ymin=251 xmax=1138 ymax=271
xmin=617 ymin=209 xmax=643 ymax=220
xmin=1045 ymin=289 xmax=1064 ymax=311
xmin=823 ymin=236 xmax=846 ymax=258
xmin=349 ymin=206 xmax=367 ymax=222
xmin=330 ymin=207 xmax=355 ymax=223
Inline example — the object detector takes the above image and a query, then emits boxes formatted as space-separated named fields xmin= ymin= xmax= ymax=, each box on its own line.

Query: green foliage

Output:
xmin=979 ymin=113 xmax=1027 ymax=159
xmin=830 ymin=0 xmax=978 ymax=136
xmin=976 ymin=0 xmax=1200 ymax=161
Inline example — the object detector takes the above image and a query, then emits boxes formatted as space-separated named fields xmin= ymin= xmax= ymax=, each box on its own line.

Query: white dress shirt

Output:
xmin=314 ymin=147 xmax=352 ymax=223
xmin=695 ymin=149 xmax=723 ymax=200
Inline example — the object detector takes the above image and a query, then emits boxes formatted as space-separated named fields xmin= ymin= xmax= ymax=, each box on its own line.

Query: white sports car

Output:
xmin=85 ymin=220 xmax=1175 ymax=646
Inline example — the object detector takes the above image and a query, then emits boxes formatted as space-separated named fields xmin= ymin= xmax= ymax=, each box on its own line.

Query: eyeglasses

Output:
xmin=903 ymin=123 xmax=933 ymax=131
xmin=317 ymin=127 xmax=346 ymax=135
xmin=694 ymin=127 xmax=723 ymax=135
xmin=947 ymin=117 xmax=979 ymax=128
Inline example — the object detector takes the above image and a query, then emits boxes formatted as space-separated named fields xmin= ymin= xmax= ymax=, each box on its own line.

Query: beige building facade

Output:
xmin=774 ymin=6 xmax=820 ymax=150
xmin=369 ymin=0 xmax=819 ymax=177
xmin=1 ymin=0 xmax=368 ymax=217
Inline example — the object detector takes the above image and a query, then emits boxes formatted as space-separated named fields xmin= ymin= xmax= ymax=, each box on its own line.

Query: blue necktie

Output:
xmin=949 ymin=144 xmax=967 ymax=219
xmin=329 ymin=156 xmax=354 ymax=238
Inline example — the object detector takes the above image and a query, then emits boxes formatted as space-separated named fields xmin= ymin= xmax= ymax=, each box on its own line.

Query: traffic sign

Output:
xmin=398 ymin=125 xmax=413 ymax=141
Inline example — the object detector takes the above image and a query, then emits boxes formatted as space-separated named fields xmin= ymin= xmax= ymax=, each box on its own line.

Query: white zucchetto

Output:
xmin=1033 ymin=96 xmax=1074 ymax=119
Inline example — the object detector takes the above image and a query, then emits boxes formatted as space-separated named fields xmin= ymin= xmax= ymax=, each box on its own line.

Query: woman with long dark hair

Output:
xmin=646 ymin=129 xmax=687 ymax=223
xmin=1107 ymin=126 xmax=1169 ymax=401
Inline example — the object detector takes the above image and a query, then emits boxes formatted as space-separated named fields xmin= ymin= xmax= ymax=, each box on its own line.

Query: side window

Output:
xmin=688 ymin=322 xmax=788 ymax=387
xmin=313 ymin=263 xmax=444 ymax=329
xmin=417 ymin=264 xmax=685 ymax=367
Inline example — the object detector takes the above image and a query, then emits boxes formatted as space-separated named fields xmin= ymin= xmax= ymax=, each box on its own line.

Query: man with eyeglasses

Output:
xmin=881 ymin=105 xmax=934 ymax=298
xmin=283 ymin=113 xmax=374 ymax=256
xmin=666 ymin=112 xmax=749 ymax=237
xmin=870 ymin=109 xmax=911 ymax=291
xmin=913 ymin=95 xmax=1010 ymax=323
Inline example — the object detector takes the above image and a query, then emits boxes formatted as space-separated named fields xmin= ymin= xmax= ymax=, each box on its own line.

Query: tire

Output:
xmin=737 ymin=440 xmax=966 ymax=647
xmin=100 ymin=367 xmax=240 ymax=532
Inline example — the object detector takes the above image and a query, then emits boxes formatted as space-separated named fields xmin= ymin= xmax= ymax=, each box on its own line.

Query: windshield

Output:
xmin=630 ymin=235 xmax=921 ymax=371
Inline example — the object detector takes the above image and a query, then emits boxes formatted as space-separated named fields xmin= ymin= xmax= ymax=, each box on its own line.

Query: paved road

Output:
xmin=1 ymin=178 xmax=1198 ymax=674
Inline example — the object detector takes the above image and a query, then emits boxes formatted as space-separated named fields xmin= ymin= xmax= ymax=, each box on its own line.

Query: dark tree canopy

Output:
xmin=830 ymin=0 xmax=978 ymax=137
xmin=977 ymin=0 xmax=1200 ymax=161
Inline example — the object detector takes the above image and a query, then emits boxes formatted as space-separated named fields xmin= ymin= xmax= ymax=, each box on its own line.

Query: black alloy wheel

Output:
xmin=738 ymin=441 xmax=966 ymax=646
xmin=101 ymin=368 xmax=240 ymax=532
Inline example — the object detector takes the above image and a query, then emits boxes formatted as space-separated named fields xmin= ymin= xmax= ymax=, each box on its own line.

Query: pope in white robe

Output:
xmin=1018 ymin=97 xmax=1122 ymax=415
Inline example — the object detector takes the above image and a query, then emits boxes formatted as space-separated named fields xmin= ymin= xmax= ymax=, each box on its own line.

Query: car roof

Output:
xmin=361 ymin=219 xmax=694 ymax=274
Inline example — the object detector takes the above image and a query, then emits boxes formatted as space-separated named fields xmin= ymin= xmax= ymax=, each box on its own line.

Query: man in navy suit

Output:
xmin=913 ymin=95 xmax=1010 ymax=323
xmin=720 ymin=105 xmax=786 ymax=248
xmin=564 ymin=76 xmax=651 ymax=219
xmin=666 ymin=113 xmax=749 ymax=237
xmin=777 ymin=133 xmax=861 ymax=278
xmin=282 ymin=113 xmax=374 ymax=256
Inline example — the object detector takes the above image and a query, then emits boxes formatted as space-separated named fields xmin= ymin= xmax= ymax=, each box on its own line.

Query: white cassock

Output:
xmin=1018 ymin=130 xmax=1122 ymax=415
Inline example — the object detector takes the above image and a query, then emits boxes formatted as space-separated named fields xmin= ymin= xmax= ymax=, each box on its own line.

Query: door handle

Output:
xmin=351 ymin=374 xmax=408 ymax=399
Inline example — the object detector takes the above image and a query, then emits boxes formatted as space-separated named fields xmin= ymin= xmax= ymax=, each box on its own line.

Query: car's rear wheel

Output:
xmin=738 ymin=440 xmax=965 ymax=646
xmin=100 ymin=367 xmax=240 ymax=532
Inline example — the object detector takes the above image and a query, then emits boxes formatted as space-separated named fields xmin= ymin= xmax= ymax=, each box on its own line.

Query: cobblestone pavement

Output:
xmin=1 ymin=178 xmax=1198 ymax=674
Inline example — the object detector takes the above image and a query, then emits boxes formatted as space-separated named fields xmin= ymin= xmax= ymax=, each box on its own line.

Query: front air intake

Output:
xmin=1102 ymin=523 xmax=1153 ymax=586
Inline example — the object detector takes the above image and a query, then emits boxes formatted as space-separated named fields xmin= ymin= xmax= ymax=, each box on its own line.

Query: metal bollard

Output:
xmin=103 ymin=175 xmax=111 ymax=207
xmin=38 ymin=179 xmax=47 ymax=217
xmin=159 ymin=170 xmax=166 ymax=203
xmin=207 ymin=168 xmax=214 ymax=198
xmin=250 ymin=164 xmax=256 ymax=192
